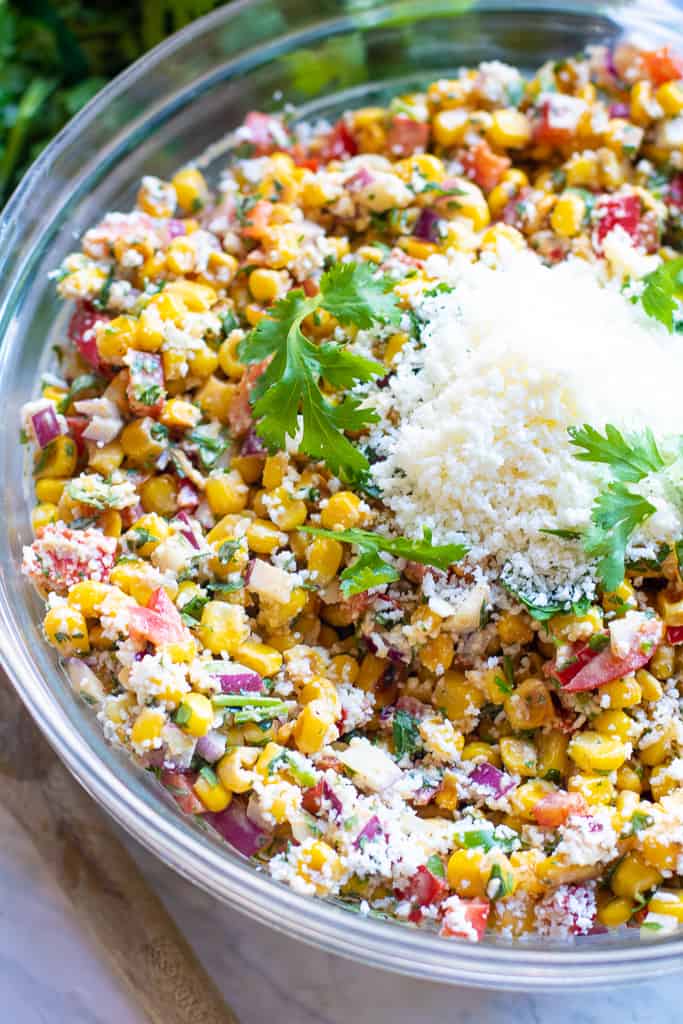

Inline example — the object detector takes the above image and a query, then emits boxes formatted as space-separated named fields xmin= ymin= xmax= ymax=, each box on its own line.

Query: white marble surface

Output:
xmin=0 ymin=797 xmax=681 ymax=1024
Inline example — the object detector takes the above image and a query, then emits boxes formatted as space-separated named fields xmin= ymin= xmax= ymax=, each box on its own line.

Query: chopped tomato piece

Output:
xmin=563 ymin=618 xmax=663 ymax=692
xmin=547 ymin=642 xmax=599 ymax=686
xmin=319 ymin=119 xmax=358 ymax=162
xmin=177 ymin=481 xmax=199 ymax=511
xmin=68 ymin=302 xmax=110 ymax=371
xmin=440 ymin=896 xmax=490 ymax=941
xmin=65 ymin=414 xmax=89 ymax=455
xmin=594 ymin=193 xmax=641 ymax=250
xmin=129 ymin=587 xmax=188 ymax=646
xmin=535 ymin=95 xmax=583 ymax=146
xmin=387 ymin=117 xmax=430 ymax=157
xmin=667 ymin=626 xmax=683 ymax=645
xmin=642 ymin=46 xmax=683 ymax=85
xmin=161 ymin=770 xmax=204 ymax=815
xmin=289 ymin=144 xmax=320 ymax=172
xmin=227 ymin=359 xmax=269 ymax=436
xmin=241 ymin=199 xmax=273 ymax=240
xmin=532 ymin=792 xmax=588 ymax=828
xmin=399 ymin=865 xmax=448 ymax=913
xmin=460 ymin=140 xmax=510 ymax=192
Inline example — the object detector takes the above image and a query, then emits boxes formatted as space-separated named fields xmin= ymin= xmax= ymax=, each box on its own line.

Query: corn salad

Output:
xmin=20 ymin=41 xmax=683 ymax=943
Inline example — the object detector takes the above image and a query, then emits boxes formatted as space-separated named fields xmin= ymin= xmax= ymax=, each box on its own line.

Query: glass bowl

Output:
xmin=2 ymin=0 xmax=683 ymax=990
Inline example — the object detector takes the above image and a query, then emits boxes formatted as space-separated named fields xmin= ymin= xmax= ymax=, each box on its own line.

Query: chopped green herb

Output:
xmin=392 ymin=709 xmax=420 ymax=760
xmin=426 ymin=854 xmax=445 ymax=879
xmin=637 ymin=256 xmax=683 ymax=332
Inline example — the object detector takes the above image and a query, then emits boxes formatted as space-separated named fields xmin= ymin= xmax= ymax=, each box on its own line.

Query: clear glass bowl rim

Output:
xmin=2 ymin=0 xmax=683 ymax=989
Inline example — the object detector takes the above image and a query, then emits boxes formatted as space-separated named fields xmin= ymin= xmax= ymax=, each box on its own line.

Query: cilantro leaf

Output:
xmin=583 ymin=483 xmax=656 ymax=592
xmin=392 ymin=709 xmax=420 ymax=759
xmin=426 ymin=855 xmax=445 ymax=878
xmin=639 ymin=256 xmax=683 ymax=332
xmin=239 ymin=263 xmax=398 ymax=481
xmin=568 ymin=424 xmax=665 ymax=483
xmin=302 ymin=525 xmax=468 ymax=597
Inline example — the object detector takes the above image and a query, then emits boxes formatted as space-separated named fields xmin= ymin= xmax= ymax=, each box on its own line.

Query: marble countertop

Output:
xmin=1 ymin=790 xmax=681 ymax=1024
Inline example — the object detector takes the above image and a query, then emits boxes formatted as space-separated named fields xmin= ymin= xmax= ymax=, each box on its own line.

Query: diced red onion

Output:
xmin=207 ymin=798 xmax=268 ymax=856
xmin=177 ymin=481 xmax=199 ymax=510
xmin=605 ymin=49 xmax=618 ymax=79
xmin=469 ymin=761 xmax=516 ymax=797
xmin=346 ymin=167 xmax=374 ymax=191
xmin=322 ymin=780 xmax=343 ymax=818
xmin=244 ymin=558 xmax=256 ymax=585
xmin=413 ymin=208 xmax=441 ymax=243
xmin=215 ymin=670 xmax=264 ymax=694
xmin=167 ymin=219 xmax=187 ymax=239
xmin=175 ymin=510 xmax=200 ymax=549
xmin=196 ymin=730 xmax=228 ymax=763
xmin=31 ymin=404 xmax=61 ymax=448
xmin=240 ymin=428 xmax=267 ymax=456
xmin=354 ymin=815 xmax=382 ymax=849
xmin=609 ymin=102 xmax=629 ymax=118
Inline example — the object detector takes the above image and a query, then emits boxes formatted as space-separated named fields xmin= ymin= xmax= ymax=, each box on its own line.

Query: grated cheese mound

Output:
xmin=368 ymin=249 xmax=683 ymax=589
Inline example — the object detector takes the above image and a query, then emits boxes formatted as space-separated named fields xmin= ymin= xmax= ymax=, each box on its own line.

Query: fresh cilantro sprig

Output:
xmin=637 ymin=257 xmax=683 ymax=333
xmin=392 ymin=709 xmax=421 ymax=759
xmin=302 ymin=525 xmax=468 ymax=597
xmin=567 ymin=423 xmax=671 ymax=591
xmin=238 ymin=262 xmax=400 ymax=481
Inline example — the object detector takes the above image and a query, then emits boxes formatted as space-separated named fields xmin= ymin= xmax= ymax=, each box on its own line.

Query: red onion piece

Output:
xmin=354 ymin=815 xmax=382 ymax=849
xmin=177 ymin=480 xmax=199 ymax=510
xmin=240 ymin=428 xmax=267 ymax=456
xmin=175 ymin=510 xmax=201 ymax=550
xmin=31 ymin=404 xmax=61 ymax=448
xmin=215 ymin=670 xmax=264 ymax=694
xmin=167 ymin=219 xmax=187 ymax=239
xmin=346 ymin=166 xmax=374 ymax=191
xmin=206 ymin=798 xmax=268 ymax=856
xmin=413 ymin=208 xmax=441 ymax=243
xmin=469 ymin=761 xmax=516 ymax=797
xmin=609 ymin=102 xmax=630 ymax=118
xmin=196 ymin=730 xmax=228 ymax=763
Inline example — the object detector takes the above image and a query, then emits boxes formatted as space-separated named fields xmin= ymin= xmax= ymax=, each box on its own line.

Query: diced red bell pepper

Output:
xmin=532 ymin=791 xmax=588 ymax=828
xmin=386 ymin=117 xmax=430 ymax=157
xmin=399 ymin=865 xmax=448 ymax=910
xmin=289 ymin=144 xmax=320 ymax=172
xmin=440 ymin=897 xmax=490 ymax=941
xmin=460 ymin=140 xmax=510 ymax=192
xmin=130 ymin=587 xmax=188 ymax=647
xmin=667 ymin=626 xmax=683 ymax=645
xmin=65 ymin=414 xmax=89 ymax=456
xmin=547 ymin=642 xmax=600 ymax=686
xmin=161 ymin=770 xmax=204 ymax=815
xmin=68 ymin=302 xmax=110 ymax=371
xmin=562 ymin=618 xmax=663 ymax=692
xmin=319 ymin=119 xmax=358 ymax=162
xmin=594 ymin=193 xmax=641 ymax=250
xmin=642 ymin=46 xmax=683 ymax=86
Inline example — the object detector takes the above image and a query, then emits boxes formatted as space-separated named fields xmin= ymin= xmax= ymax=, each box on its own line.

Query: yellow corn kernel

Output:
xmin=428 ymin=77 xmax=471 ymax=108
xmin=568 ymin=730 xmax=627 ymax=772
xmin=320 ymin=491 xmax=364 ymax=530
xmin=299 ymin=676 xmax=341 ymax=717
xmin=636 ymin=670 xmax=663 ymax=703
xmin=535 ymin=858 xmax=600 ymax=887
xmin=598 ymin=147 xmax=626 ymax=190
xmin=297 ymin=840 xmax=344 ymax=893
xmin=31 ymin=503 xmax=57 ymax=533
xmin=248 ymin=268 xmax=286 ymax=304
xmin=641 ymin=831 xmax=678 ymax=873
xmin=497 ymin=610 xmax=533 ymax=646
xmin=611 ymin=852 xmax=662 ymax=900
xmin=510 ymin=779 xmax=557 ymax=820
xmin=194 ymin=376 xmax=236 ymax=423
xmin=120 ymin=417 xmax=166 ymax=465
xmin=648 ymin=643 xmax=674 ymax=681
xmin=131 ymin=707 xmax=166 ymax=746
xmin=656 ymin=591 xmax=683 ymax=626
xmin=34 ymin=435 xmax=77 ymax=479
xmin=383 ymin=331 xmax=409 ymax=367
xmin=88 ymin=624 xmax=114 ymax=651
xmin=564 ymin=151 xmax=600 ymax=189
xmin=159 ymin=398 xmax=201 ymax=431
xmin=35 ymin=478 xmax=66 ymax=504
xmin=500 ymin=737 xmax=537 ymax=777
xmin=218 ymin=331 xmax=245 ymax=380
xmin=639 ymin=723 xmax=676 ymax=766
xmin=193 ymin=770 xmax=232 ymax=812
xmin=128 ymin=512 xmax=169 ymax=556
xmin=487 ymin=108 xmax=532 ymax=149
xmin=630 ymin=80 xmax=659 ymax=126
xmin=656 ymin=81 xmax=683 ymax=116
xmin=600 ymin=675 xmax=642 ymax=710
xmin=461 ymin=741 xmax=498 ymax=766
xmin=419 ymin=633 xmax=455 ymax=675
xmin=434 ymin=770 xmax=459 ymax=811
xmin=592 ymin=709 xmax=633 ymax=743
xmin=258 ymin=588 xmax=308 ymax=632
xmin=293 ymin=700 xmax=335 ymax=754
xmin=550 ymin=605 xmax=603 ymax=641
xmin=206 ymin=470 xmax=249 ymax=516
xmin=217 ymin=746 xmax=259 ymax=793
xmin=199 ymin=601 xmax=249 ymax=655
xmin=447 ymin=848 xmax=488 ymax=898
xmin=602 ymin=579 xmax=636 ymax=613
xmin=480 ymin=223 xmax=525 ymax=253
xmin=650 ymin=761 xmax=681 ymax=801
xmin=187 ymin=342 xmax=219 ymax=379
xmin=205 ymin=513 xmax=247 ymax=546
xmin=87 ymin=440 xmax=124 ymax=477
xmin=399 ymin=237 xmax=438 ymax=260
xmin=229 ymin=454 xmax=260 ymax=487
xmin=132 ymin=306 xmax=163 ymax=354
xmin=44 ymin=606 xmax=89 ymax=655
xmin=395 ymin=153 xmax=445 ymax=183
xmin=234 ymin=641 xmax=283 ymax=677
xmin=165 ymin=280 xmax=217 ymax=313
xmin=140 ymin=474 xmax=178 ymax=517
xmin=550 ymin=191 xmax=586 ymax=237
xmin=568 ymin=772 xmax=615 ymax=806
xmin=41 ymin=385 xmax=67 ymax=404
xmin=328 ymin=654 xmax=359 ymax=685
xmin=307 ymin=536 xmax=343 ymax=584
xmin=487 ymin=180 xmax=516 ymax=216
xmin=433 ymin=671 xmax=485 ymax=724
xmin=246 ymin=518 xmax=284 ymax=555
xmin=616 ymin=762 xmax=644 ymax=793
xmin=267 ymin=486 xmax=307 ymax=531
xmin=432 ymin=108 xmax=469 ymax=146
xmin=453 ymin=179 xmax=490 ymax=230
xmin=356 ymin=652 xmax=390 ymax=693
xmin=502 ymin=168 xmax=528 ymax=189
xmin=537 ymin=729 xmax=569 ymax=781
xmin=176 ymin=692 xmax=214 ymax=738
xmin=504 ymin=678 xmax=553 ymax=730
xmin=101 ymin=508 xmax=123 ymax=539
xmin=411 ymin=604 xmax=442 ymax=638
xmin=95 ymin=315 xmax=137 ymax=364
xmin=597 ymin=896 xmax=634 ymax=928
xmin=67 ymin=580 xmax=111 ymax=616
xmin=262 ymin=452 xmax=287 ymax=490
xmin=172 ymin=167 xmax=209 ymax=212
xmin=648 ymin=890 xmax=683 ymax=922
